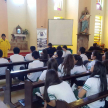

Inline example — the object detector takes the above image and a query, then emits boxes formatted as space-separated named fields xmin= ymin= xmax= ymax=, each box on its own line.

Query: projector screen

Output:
xmin=48 ymin=19 xmax=73 ymax=45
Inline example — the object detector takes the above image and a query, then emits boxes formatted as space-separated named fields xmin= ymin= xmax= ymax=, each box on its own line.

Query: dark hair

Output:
xmin=0 ymin=50 xmax=3 ymax=57
xmin=30 ymin=46 xmax=36 ymax=52
xmin=32 ymin=51 xmax=40 ymax=59
xmin=63 ymin=45 xmax=67 ymax=50
xmin=91 ymin=61 xmax=107 ymax=99
xmin=62 ymin=54 xmax=74 ymax=75
xmin=92 ymin=50 xmax=100 ymax=61
xmin=1 ymin=34 xmax=6 ymax=37
xmin=48 ymin=43 xmax=52 ymax=48
xmin=47 ymin=58 xmax=58 ymax=71
xmin=93 ymin=43 xmax=97 ymax=47
xmin=73 ymin=54 xmax=83 ymax=66
xmin=43 ymin=69 xmax=62 ymax=102
xmin=57 ymin=50 xmax=63 ymax=58
xmin=103 ymin=60 xmax=108 ymax=74
xmin=79 ymin=47 xmax=86 ymax=54
xmin=13 ymin=47 xmax=20 ymax=54
xmin=57 ymin=46 xmax=62 ymax=51
xmin=42 ymin=49 xmax=48 ymax=59
xmin=105 ymin=52 xmax=108 ymax=60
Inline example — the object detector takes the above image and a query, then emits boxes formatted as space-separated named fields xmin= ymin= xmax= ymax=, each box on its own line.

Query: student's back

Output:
xmin=0 ymin=50 xmax=9 ymax=75
xmin=10 ymin=47 xmax=24 ymax=71
xmin=27 ymin=51 xmax=44 ymax=82
xmin=25 ymin=46 xmax=36 ymax=61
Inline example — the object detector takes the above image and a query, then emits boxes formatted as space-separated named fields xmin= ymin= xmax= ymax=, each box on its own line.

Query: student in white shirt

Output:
xmin=86 ymin=50 xmax=101 ymax=71
xmin=39 ymin=58 xmax=61 ymax=94
xmin=102 ymin=52 xmax=108 ymax=61
xmin=78 ymin=47 xmax=88 ymax=61
xmin=10 ymin=47 xmax=25 ymax=71
xmin=43 ymin=69 xmax=77 ymax=108
xmin=27 ymin=51 xmax=44 ymax=82
xmin=78 ymin=61 xmax=107 ymax=108
xmin=71 ymin=55 xmax=87 ymax=84
xmin=25 ymin=46 xmax=36 ymax=61
xmin=58 ymin=54 xmax=74 ymax=76
xmin=62 ymin=45 xmax=71 ymax=57
xmin=0 ymin=50 xmax=9 ymax=75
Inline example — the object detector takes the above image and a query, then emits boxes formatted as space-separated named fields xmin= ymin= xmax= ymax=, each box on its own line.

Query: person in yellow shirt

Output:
xmin=0 ymin=34 xmax=11 ymax=57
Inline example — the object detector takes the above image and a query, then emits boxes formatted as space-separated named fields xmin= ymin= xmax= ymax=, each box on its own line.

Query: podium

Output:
xmin=10 ymin=34 xmax=28 ymax=50
xmin=77 ymin=33 xmax=90 ymax=52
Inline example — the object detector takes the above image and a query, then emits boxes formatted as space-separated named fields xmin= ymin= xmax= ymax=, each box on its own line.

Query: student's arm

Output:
xmin=78 ymin=78 xmax=91 ymax=98
xmin=78 ymin=88 xmax=87 ymax=98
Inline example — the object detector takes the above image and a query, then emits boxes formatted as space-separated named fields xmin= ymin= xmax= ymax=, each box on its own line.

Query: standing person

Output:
xmin=43 ymin=69 xmax=77 ymax=108
xmin=46 ymin=43 xmax=56 ymax=57
xmin=27 ymin=51 xmax=44 ymax=82
xmin=78 ymin=47 xmax=88 ymax=61
xmin=25 ymin=46 xmax=36 ymax=61
xmin=0 ymin=50 xmax=9 ymax=75
xmin=0 ymin=34 xmax=10 ymax=57
xmin=62 ymin=45 xmax=71 ymax=57
xmin=78 ymin=61 xmax=107 ymax=108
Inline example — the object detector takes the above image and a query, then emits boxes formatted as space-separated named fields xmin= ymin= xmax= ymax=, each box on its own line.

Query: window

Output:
xmin=54 ymin=0 xmax=63 ymax=11
xmin=96 ymin=0 xmax=102 ymax=10
xmin=94 ymin=16 xmax=102 ymax=45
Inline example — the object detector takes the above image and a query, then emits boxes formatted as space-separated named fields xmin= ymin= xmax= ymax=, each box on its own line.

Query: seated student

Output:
xmin=78 ymin=61 xmax=107 ymax=108
xmin=88 ymin=43 xmax=102 ymax=51
xmin=86 ymin=50 xmax=100 ymax=70
xmin=58 ymin=54 xmax=74 ymax=76
xmin=10 ymin=47 xmax=25 ymax=71
xmin=40 ymin=49 xmax=49 ymax=60
xmin=62 ymin=45 xmax=71 ymax=57
xmin=0 ymin=50 xmax=9 ymax=75
xmin=55 ymin=50 xmax=63 ymax=66
xmin=52 ymin=46 xmax=62 ymax=58
xmin=39 ymin=58 xmax=61 ymax=95
xmin=27 ymin=51 xmax=44 ymax=82
xmin=71 ymin=55 xmax=87 ymax=83
xmin=25 ymin=46 xmax=36 ymax=61
xmin=46 ymin=43 xmax=56 ymax=57
xmin=78 ymin=47 xmax=88 ymax=61
xmin=43 ymin=69 xmax=77 ymax=108
xmin=102 ymin=52 xmax=108 ymax=61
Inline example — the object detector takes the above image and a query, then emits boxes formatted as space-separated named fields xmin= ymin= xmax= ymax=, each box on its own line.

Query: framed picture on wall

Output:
xmin=16 ymin=25 xmax=22 ymax=34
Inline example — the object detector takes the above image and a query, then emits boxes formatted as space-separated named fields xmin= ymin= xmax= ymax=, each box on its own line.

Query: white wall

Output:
xmin=48 ymin=0 xmax=66 ymax=19
xmin=66 ymin=0 xmax=79 ymax=54
xmin=26 ymin=0 xmax=37 ymax=48
xmin=103 ymin=0 xmax=108 ymax=47
xmin=7 ymin=0 xmax=27 ymax=41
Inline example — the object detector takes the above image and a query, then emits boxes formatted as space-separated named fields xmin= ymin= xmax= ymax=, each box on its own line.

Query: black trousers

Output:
xmin=47 ymin=105 xmax=56 ymax=108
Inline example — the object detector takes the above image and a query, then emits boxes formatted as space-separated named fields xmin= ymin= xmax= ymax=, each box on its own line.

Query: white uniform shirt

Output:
xmin=0 ymin=58 xmax=9 ymax=75
xmin=25 ymin=53 xmax=33 ymax=61
xmin=48 ymin=81 xmax=77 ymax=103
xmin=80 ymin=54 xmax=88 ymax=61
xmin=86 ymin=60 xmax=97 ymax=70
xmin=62 ymin=50 xmax=71 ymax=57
xmin=83 ymin=76 xmax=107 ymax=108
xmin=27 ymin=60 xmax=44 ymax=82
xmin=70 ymin=65 xmax=87 ymax=81
xmin=10 ymin=54 xmax=25 ymax=71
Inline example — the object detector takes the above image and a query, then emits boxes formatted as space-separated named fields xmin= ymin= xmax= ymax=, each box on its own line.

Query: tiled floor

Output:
xmin=0 ymin=79 xmax=24 ymax=108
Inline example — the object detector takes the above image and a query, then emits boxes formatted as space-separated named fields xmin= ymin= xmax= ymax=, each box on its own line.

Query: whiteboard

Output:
xmin=48 ymin=19 xmax=73 ymax=45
